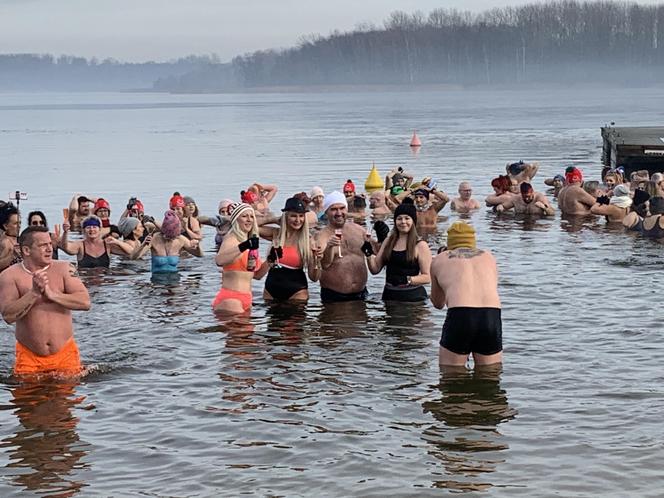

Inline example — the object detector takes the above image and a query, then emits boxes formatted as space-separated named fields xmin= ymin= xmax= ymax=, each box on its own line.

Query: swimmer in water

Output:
xmin=213 ymin=203 xmax=270 ymax=314
xmin=431 ymin=222 xmax=503 ymax=367
xmin=365 ymin=199 xmax=431 ymax=302
xmin=0 ymin=225 xmax=91 ymax=377
xmin=450 ymin=181 xmax=481 ymax=213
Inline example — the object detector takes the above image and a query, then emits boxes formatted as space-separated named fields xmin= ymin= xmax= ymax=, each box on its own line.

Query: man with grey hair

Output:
xmin=450 ymin=181 xmax=481 ymax=213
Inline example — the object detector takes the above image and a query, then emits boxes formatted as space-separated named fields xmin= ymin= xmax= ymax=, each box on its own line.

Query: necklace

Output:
xmin=21 ymin=262 xmax=50 ymax=275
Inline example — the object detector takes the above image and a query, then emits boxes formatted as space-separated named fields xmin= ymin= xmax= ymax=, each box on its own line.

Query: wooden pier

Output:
xmin=601 ymin=126 xmax=664 ymax=177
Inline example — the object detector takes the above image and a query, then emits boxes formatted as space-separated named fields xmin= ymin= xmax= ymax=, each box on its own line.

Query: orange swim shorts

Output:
xmin=212 ymin=288 xmax=252 ymax=311
xmin=14 ymin=337 xmax=82 ymax=376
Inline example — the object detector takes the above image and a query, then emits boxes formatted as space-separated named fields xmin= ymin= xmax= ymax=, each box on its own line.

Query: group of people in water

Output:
xmin=1 ymin=160 xmax=663 ymax=378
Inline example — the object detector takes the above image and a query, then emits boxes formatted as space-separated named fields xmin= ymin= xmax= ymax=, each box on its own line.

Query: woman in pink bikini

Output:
xmin=212 ymin=203 xmax=270 ymax=314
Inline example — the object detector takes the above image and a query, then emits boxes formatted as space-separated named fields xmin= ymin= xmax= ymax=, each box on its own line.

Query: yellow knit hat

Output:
xmin=446 ymin=221 xmax=476 ymax=250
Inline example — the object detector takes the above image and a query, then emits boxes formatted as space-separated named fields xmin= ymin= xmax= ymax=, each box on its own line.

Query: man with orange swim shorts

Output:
xmin=0 ymin=226 xmax=91 ymax=376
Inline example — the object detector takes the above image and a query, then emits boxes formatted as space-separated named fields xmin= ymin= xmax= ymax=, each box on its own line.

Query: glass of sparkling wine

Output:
xmin=335 ymin=228 xmax=343 ymax=258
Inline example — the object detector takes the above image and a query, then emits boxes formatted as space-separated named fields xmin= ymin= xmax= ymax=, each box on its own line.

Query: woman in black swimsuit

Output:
xmin=640 ymin=196 xmax=664 ymax=239
xmin=366 ymin=199 xmax=432 ymax=302
xmin=61 ymin=215 xmax=111 ymax=269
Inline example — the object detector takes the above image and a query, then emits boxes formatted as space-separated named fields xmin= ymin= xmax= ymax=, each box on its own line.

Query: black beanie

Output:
xmin=394 ymin=199 xmax=417 ymax=225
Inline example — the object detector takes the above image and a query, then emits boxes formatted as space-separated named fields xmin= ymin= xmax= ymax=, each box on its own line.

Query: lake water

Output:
xmin=1 ymin=87 xmax=664 ymax=497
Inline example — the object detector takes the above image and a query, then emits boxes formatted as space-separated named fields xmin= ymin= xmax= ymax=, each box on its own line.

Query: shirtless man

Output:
xmin=0 ymin=226 xmax=91 ymax=376
xmin=315 ymin=191 xmax=370 ymax=303
xmin=67 ymin=194 xmax=95 ymax=232
xmin=369 ymin=190 xmax=391 ymax=218
xmin=450 ymin=182 xmax=481 ymax=213
xmin=412 ymin=187 xmax=449 ymax=229
xmin=496 ymin=183 xmax=555 ymax=216
xmin=430 ymin=221 xmax=502 ymax=366
xmin=557 ymin=167 xmax=596 ymax=215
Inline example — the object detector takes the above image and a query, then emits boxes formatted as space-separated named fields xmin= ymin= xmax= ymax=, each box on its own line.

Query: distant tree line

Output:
xmin=4 ymin=1 xmax=664 ymax=92
xmin=0 ymin=53 xmax=220 ymax=91
xmin=226 ymin=0 xmax=664 ymax=88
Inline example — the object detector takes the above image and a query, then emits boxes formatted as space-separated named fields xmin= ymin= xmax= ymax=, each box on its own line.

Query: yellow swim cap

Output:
xmin=446 ymin=221 xmax=476 ymax=250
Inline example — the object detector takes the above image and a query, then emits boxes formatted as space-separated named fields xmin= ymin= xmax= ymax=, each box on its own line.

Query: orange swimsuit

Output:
xmin=14 ymin=337 xmax=82 ymax=376
xmin=212 ymin=250 xmax=262 ymax=311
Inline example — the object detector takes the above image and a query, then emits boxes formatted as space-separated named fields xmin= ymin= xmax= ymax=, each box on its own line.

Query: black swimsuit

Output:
xmin=640 ymin=215 xmax=664 ymax=238
xmin=265 ymin=267 xmax=308 ymax=300
xmin=382 ymin=249 xmax=427 ymax=302
xmin=79 ymin=240 xmax=110 ymax=268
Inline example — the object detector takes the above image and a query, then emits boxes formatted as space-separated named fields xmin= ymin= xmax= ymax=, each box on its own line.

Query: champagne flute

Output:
xmin=311 ymin=240 xmax=321 ymax=270
xmin=334 ymin=228 xmax=343 ymax=258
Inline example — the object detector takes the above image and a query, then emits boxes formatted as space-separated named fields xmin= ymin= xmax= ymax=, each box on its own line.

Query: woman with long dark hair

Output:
xmin=365 ymin=200 xmax=431 ymax=302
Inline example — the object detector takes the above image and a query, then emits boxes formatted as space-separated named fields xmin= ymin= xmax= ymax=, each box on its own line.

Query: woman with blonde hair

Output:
xmin=260 ymin=197 xmax=320 ymax=302
xmin=213 ymin=203 xmax=270 ymax=314
xmin=365 ymin=199 xmax=431 ymax=302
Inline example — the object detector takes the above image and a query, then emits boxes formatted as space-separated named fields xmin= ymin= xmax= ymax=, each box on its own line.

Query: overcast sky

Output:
xmin=1 ymin=0 xmax=662 ymax=62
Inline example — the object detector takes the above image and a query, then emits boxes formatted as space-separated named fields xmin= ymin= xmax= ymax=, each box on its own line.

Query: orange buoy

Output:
xmin=410 ymin=131 xmax=422 ymax=147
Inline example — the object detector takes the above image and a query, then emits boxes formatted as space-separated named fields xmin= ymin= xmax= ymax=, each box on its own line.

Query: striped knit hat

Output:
xmin=229 ymin=203 xmax=254 ymax=226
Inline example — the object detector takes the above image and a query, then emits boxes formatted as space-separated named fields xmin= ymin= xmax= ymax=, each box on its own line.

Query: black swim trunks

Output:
xmin=320 ymin=287 xmax=368 ymax=303
xmin=381 ymin=284 xmax=427 ymax=302
xmin=440 ymin=307 xmax=502 ymax=356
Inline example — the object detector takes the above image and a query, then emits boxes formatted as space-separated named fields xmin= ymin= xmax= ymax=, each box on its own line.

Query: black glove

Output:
xmin=596 ymin=195 xmax=610 ymax=205
xmin=127 ymin=197 xmax=138 ymax=210
xmin=633 ymin=189 xmax=650 ymax=206
xmin=267 ymin=246 xmax=283 ymax=263
xmin=238 ymin=236 xmax=259 ymax=252
xmin=361 ymin=241 xmax=374 ymax=257
xmin=374 ymin=221 xmax=390 ymax=243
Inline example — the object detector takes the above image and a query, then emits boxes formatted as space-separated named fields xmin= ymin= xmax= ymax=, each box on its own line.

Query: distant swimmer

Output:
xmin=543 ymin=174 xmax=565 ymax=198
xmin=61 ymin=215 xmax=112 ymax=269
xmin=591 ymin=184 xmax=632 ymax=223
xmin=412 ymin=186 xmax=449 ymax=229
xmin=199 ymin=199 xmax=233 ymax=250
xmin=506 ymin=160 xmax=539 ymax=184
xmin=496 ymin=182 xmax=555 ymax=216
xmin=66 ymin=194 xmax=95 ymax=232
xmin=243 ymin=182 xmax=278 ymax=214
xmin=450 ymin=181 xmax=481 ymax=213
xmin=92 ymin=198 xmax=112 ymax=237
xmin=369 ymin=190 xmax=391 ymax=218
xmin=0 ymin=202 xmax=21 ymax=273
xmin=557 ymin=167 xmax=596 ymax=215
xmin=430 ymin=222 xmax=502 ymax=366
xmin=309 ymin=186 xmax=326 ymax=221
xmin=485 ymin=175 xmax=516 ymax=209
xmin=0 ymin=226 xmax=91 ymax=377
xmin=343 ymin=179 xmax=367 ymax=221
xmin=315 ymin=191 xmax=371 ymax=303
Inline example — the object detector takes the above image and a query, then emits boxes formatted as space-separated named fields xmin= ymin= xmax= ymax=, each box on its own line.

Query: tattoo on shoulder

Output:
xmin=448 ymin=248 xmax=484 ymax=259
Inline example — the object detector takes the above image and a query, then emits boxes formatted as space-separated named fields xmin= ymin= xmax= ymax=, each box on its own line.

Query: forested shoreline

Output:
xmin=229 ymin=0 xmax=664 ymax=89
xmin=2 ymin=1 xmax=664 ymax=92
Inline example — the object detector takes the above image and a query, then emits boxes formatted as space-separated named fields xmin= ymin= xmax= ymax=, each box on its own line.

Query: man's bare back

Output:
xmin=430 ymin=248 xmax=501 ymax=309
xmin=558 ymin=185 xmax=596 ymax=215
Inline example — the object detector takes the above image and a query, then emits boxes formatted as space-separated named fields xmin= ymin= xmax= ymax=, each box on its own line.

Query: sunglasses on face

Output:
xmin=30 ymin=220 xmax=45 ymax=226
